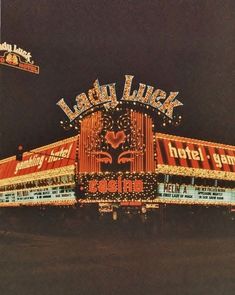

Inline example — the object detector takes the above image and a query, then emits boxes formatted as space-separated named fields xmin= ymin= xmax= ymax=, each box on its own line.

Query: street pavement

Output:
xmin=0 ymin=225 xmax=234 ymax=295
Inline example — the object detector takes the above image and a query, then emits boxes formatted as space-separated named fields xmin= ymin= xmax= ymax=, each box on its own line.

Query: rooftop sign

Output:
xmin=57 ymin=75 xmax=183 ymax=121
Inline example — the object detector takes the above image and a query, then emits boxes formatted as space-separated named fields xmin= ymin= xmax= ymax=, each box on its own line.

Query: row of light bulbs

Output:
xmin=59 ymin=107 xmax=182 ymax=131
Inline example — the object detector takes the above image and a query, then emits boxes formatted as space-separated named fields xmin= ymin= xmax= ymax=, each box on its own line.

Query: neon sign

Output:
xmin=57 ymin=75 xmax=183 ymax=121
xmin=81 ymin=172 xmax=157 ymax=200
xmin=0 ymin=42 xmax=39 ymax=74
xmin=88 ymin=177 xmax=144 ymax=193
xmin=14 ymin=144 xmax=73 ymax=174
xmin=56 ymin=77 xmax=183 ymax=201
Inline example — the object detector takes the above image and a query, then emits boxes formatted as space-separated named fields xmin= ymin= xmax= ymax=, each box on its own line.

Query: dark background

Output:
xmin=0 ymin=0 xmax=234 ymax=159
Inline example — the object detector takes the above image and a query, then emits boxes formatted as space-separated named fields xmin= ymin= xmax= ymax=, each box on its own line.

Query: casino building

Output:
xmin=0 ymin=76 xmax=234 ymax=223
xmin=0 ymin=111 xmax=234 ymax=219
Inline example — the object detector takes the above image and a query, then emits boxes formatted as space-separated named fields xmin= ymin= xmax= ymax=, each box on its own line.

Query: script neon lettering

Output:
xmin=57 ymin=75 xmax=183 ymax=121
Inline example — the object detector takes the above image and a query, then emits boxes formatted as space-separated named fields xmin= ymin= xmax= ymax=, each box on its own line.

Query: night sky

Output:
xmin=0 ymin=0 xmax=234 ymax=159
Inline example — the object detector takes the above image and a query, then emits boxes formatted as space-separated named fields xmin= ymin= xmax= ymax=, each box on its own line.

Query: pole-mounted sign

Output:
xmin=0 ymin=42 xmax=39 ymax=74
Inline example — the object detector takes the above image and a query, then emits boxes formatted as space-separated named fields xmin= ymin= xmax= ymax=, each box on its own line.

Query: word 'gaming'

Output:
xmin=57 ymin=75 xmax=183 ymax=121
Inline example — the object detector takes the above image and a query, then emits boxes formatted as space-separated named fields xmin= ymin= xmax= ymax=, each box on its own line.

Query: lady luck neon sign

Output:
xmin=57 ymin=75 xmax=183 ymax=121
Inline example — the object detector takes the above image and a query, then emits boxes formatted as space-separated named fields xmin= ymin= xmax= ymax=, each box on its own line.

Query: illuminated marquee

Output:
xmin=0 ymin=42 xmax=39 ymax=74
xmin=57 ymin=75 xmax=183 ymax=120
xmin=0 ymin=138 xmax=76 ymax=185
xmin=14 ymin=143 xmax=73 ymax=174
xmin=156 ymin=133 xmax=235 ymax=181
xmin=158 ymin=183 xmax=234 ymax=205
xmin=81 ymin=172 xmax=157 ymax=201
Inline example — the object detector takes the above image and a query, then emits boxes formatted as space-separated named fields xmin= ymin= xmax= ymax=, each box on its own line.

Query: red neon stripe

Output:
xmin=155 ymin=137 xmax=164 ymax=166
xmin=216 ymin=147 xmax=232 ymax=173
xmin=163 ymin=139 xmax=177 ymax=167
xmin=188 ymin=142 xmax=200 ymax=169
xmin=208 ymin=146 xmax=219 ymax=171
xmin=199 ymin=144 xmax=211 ymax=170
